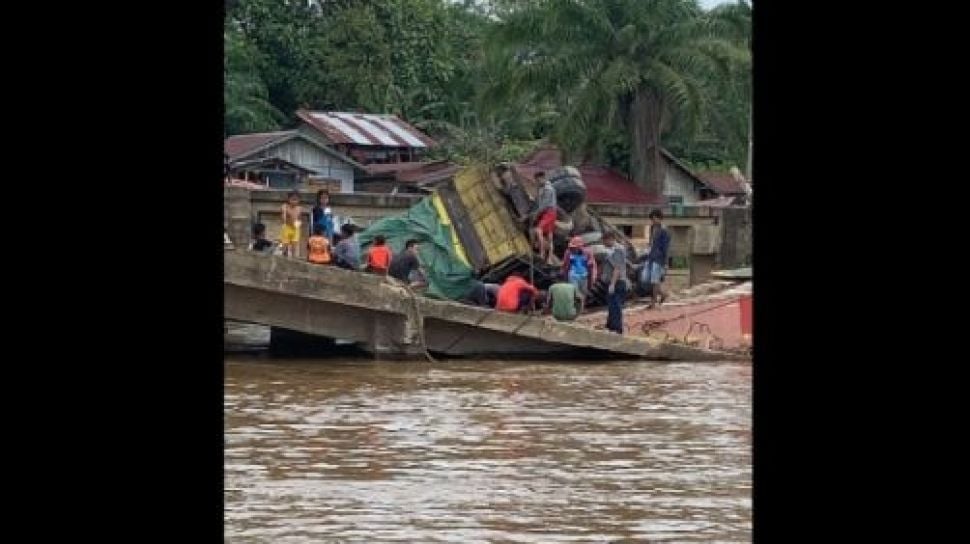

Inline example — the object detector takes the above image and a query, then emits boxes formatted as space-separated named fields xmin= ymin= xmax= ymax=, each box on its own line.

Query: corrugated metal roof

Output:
xmin=296 ymin=110 xmax=437 ymax=148
xmin=697 ymin=171 xmax=746 ymax=195
xmin=360 ymin=160 xmax=459 ymax=184
xmin=224 ymin=129 xmax=365 ymax=170
xmin=396 ymin=161 xmax=459 ymax=184
xmin=224 ymin=131 xmax=294 ymax=159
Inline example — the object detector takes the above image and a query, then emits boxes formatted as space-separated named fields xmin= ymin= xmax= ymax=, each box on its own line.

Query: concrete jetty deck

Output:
xmin=224 ymin=250 xmax=745 ymax=361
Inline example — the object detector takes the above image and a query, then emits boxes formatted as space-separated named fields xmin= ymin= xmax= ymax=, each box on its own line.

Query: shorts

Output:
xmin=568 ymin=272 xmax=589 ymax=297
xmin=536 ymin=208 xmax=556 ymax=236
xmin=281 ymin=224 xmax=299 ymax=244
xmin=643 ymin=261 xmax=665 ymax=285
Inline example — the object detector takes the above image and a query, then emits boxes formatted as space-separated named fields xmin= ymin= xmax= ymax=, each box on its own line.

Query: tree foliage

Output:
xmin=224 ymin=0 xmax=751 ymax=178
xmin=481 ymin=0 xmax=750 ymax=191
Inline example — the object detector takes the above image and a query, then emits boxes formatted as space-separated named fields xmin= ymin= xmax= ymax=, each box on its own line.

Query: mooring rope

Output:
xmin=383 ymin=276 xmax=439 ymax=364
xmin=639 ymin=296 xmax=742 ymax=333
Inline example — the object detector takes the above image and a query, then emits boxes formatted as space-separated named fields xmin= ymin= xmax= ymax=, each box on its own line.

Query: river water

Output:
xmin=225 ymin=358 xmax=751 ymax=543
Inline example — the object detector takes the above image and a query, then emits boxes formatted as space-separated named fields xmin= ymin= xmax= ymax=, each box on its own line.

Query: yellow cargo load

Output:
xmin=435 ymin=165 xmax=533 ymax=272
xmin=430 ymin=192 xmax=471 ymax=268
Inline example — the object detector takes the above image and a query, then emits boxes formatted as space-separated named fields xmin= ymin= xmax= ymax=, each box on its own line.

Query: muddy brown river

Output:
xmin=225 ymin=358 xmax=751 ymax=542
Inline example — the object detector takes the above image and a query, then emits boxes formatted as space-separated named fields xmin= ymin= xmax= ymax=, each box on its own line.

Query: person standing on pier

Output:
xmin=601 ymin=231 xmax=629 ymax=334
xmin=561 ymin=236 xmax=597 ymax=299
xmin=643 ymin=209 xmax=671 ymax=308
xmin=532 ymin=171 xmax=557 ymax=263
xmin=311 ymin=190 xmax=336 ymax=244
xmin=280 ymin=191 xmax=303 ymax=258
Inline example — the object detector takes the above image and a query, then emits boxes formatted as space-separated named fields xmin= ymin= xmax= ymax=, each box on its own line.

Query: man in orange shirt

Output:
xmin=495 ymin=274 xmax=539 ymax=313
xmin=365 ymin=235 xmax=392 ymax=275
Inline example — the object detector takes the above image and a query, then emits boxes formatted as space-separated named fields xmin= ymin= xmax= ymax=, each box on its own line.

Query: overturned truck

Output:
xmin=359 ymin=163 xmax=640 ymax=307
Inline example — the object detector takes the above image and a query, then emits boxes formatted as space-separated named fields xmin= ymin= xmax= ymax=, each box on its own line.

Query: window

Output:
xmin=667 ymin=195 xmax=684 ymax=204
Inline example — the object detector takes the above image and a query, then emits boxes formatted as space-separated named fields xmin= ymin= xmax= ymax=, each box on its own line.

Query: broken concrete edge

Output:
xmin=225 ymin=251 xmax=749 ymax=362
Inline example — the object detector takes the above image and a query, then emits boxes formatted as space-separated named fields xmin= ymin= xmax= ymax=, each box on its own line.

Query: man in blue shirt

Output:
xmin=643 ymin=209 xmax=670 ymax=308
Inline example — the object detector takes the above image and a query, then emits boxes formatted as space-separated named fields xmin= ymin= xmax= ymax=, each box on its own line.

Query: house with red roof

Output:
xmin=514 ymin=143 xmax=743 ymax=206
xmin=514 ymin=143 xmax=743 ymax=291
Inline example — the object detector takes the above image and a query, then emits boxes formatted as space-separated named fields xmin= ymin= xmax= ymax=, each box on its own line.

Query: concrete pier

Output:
xmin=224 ymin=250 xmax=745 ymax=361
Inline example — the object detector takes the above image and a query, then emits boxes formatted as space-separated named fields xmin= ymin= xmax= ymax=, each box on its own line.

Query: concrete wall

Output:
xmin=225 ymin=189 xmax=746 ymax=287
xmin=223 ymin=187 xmax=420 ymax=247
xmin=594 ymin=204 xmax=722 ymax=287
xmin=664 ymin=164 xmax=703 ymax=205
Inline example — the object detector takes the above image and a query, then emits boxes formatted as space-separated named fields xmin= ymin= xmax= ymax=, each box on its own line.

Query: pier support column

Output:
xmin=364 ymin=314 xmax=425 ymax=360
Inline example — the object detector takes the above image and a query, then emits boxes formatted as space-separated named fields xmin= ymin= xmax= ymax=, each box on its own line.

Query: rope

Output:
xmin=638 ymin=295 xmax=742 ymax=333
xmin=438 ymin=306 xmax=496 ymax=355
xmin=635 ymin=294 xmax=748 ymax=353
xmin=384 ymin=276 xmax=439 ymax=364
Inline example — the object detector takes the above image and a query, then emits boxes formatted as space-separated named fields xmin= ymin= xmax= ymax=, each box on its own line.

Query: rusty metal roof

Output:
xmin=697 ymin=171 xmax=747 ymax=195
xmin=224 ymin=129 xmax=365 ymax=170
xmin=224 ymin=131 xmax=294 ymax=159
xmin=296 ymin=110 xmax=437 ymax=148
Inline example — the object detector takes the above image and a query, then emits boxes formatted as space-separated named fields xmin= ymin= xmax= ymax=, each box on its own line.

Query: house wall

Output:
xmin=664 ymin=163 xmax=703 ymax=205
xmin=251 ymin=138 xmax=356 ymax=193
xmin=246 ymin=190 xmax=420 ymax=243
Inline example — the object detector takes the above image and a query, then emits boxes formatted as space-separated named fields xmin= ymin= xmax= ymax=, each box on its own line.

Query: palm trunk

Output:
xmin=629 ymin=88 xmax=666 ymax=196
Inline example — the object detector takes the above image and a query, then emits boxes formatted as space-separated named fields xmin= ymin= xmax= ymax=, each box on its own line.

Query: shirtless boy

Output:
xmin=280 ymin=191 xmax=303 ymax=258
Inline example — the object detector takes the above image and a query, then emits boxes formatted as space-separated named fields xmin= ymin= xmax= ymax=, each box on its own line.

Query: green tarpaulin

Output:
xmin=358 ymin=197 xmax=476 ymax=301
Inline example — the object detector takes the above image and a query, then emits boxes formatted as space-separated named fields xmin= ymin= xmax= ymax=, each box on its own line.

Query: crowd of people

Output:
xmin=456 ymin=209 xmax=671 ymax=334
xmin=248 ymin=189 xmax=428 ymax=288
xmin=245 ymin=186 xmax=672 ymax=335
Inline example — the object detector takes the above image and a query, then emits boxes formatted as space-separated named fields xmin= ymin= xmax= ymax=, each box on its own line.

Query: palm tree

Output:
xmin=224 ymin=29 xmax=285 ymax=135
xmin=482 ymin=0 xmax=749 ymax=195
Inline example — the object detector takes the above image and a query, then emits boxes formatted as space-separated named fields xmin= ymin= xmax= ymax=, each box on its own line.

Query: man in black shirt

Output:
xmin=388 ymin=239 xmax=426 ymax=287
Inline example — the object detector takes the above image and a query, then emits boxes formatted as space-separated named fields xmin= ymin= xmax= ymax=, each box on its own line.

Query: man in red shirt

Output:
xmin=495 ymin=274 xmax=539 ymax=313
